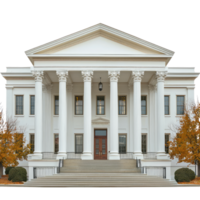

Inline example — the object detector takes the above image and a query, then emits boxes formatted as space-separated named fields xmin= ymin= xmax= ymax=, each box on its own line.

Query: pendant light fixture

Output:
xmin=98 ymin=77 xmax=103 ymax=91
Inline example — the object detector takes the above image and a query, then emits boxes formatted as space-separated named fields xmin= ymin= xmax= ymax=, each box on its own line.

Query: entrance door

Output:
xmin=94 ymin=129 xmax=107 ymax=160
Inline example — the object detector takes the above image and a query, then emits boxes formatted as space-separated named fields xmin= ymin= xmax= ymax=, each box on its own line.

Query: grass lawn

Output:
xmin=0 ymin=175 xmax=23 ymax=185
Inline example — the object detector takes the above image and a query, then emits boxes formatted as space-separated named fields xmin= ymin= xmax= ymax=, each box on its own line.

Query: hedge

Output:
xmin=5 ymin=167 xmax=14 ymax=175
xmin=8 ymin=167 xmax=27 ymax=182
xmin=175 ymin=168 xmax=195 ymax=182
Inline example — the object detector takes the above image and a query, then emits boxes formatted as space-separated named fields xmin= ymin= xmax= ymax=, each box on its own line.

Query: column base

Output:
xmin=133 ymin=153 xmax=143 ymax=160
xmin=81 ymin=153 xmax=93 ymax=160
xmin=156 ymin=153 xmax=170 ymax=160
xmin=56 ymin=153 xmax=67 ymax=160
xmin=28 ymin=153 xmax=42 ymax=160
xmin=108 ymin=153 xmax=120 ymax=160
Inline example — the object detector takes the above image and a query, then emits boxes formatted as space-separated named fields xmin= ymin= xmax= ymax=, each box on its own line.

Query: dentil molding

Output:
xmin=156 ymin=71 xmax=167 ymax=82
xmin=82 ymin=71 xmax=93 ymax=82
xmin=32 ymin=71 xmax=44 ymax=82
xmin=108 ymin=71 xmax=120 ymax=81
xmin=132 ymin=71 xmax=144 ymax=82
xmin=56 ymin=71 xmax=68 ymax=82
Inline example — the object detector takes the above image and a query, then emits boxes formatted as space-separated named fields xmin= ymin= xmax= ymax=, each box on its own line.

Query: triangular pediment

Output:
xmin=25 ymin=23 xmax=174 ymax=56
xmin=92 ymin=117 xmax=110 ymax=124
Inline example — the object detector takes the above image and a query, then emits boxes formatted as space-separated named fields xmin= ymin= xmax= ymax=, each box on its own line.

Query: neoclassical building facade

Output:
xmin=1 ymin=24 xmax=199 ymax=180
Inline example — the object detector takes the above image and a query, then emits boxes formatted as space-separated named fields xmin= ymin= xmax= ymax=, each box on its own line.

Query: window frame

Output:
xmin=118 ymin=96 xmax=127 ymax=115
xmin=75 ymin=95 xmax=84 ymax=115
xmin=29 ymin=133 xmax=34 ymax=154
xmin=176 ymin=95 xmax=185 ymax=115
xmin=96 ymin=95 xmax=105 ymax=115
xmin=74 ymin=134 xmax=83 ymax=154
xmin=54 ymin=133 xmax=59 ymax=154
xmin=118 ymin=133 xmax=127 ymax=154
xmin=164 ymin=95 xmax=170 ymax=115
xmin=141 ymin=95 xmax=147 ymax=115
xmin=30 ymin=95 xmax=35 ymax=115
xmin=15 ymin=95 xmax=24 ymax=116
xmin=54 ymin=95 xmax=59 ymax=115
xmin=141 ymin=133 xmax=147 ymax=154
xmin=165 ymin=133 xmax=170 ymax=154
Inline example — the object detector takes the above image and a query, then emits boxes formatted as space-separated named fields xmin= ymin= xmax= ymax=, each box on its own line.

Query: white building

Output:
xmin=1 ymin=24 xmax=199 ymax=181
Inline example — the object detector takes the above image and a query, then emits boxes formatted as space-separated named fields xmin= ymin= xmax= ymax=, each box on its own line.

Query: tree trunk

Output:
xmin=0 ymin=162 xmax=3 ymax=178
xmin=198 ymin=161 xmax=200 ymax=177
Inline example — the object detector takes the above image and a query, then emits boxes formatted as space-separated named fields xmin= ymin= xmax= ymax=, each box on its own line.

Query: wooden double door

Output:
xmin=94 ymin=129 xmax=107 ymax=160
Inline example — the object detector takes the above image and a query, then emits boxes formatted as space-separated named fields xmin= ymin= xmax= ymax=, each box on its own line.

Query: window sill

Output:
xmin=14 ymin=115 xmax=24 ymax=117
xmin=176 ymin=115 xmax=184 ymax=117
xmin=53 ymin=115 xmax=59 ymax=117
xmin=165 ymin=115 xmax=171 ymax=117
xmin=142 ymin=115 xmax=148 ymax=117
xmin=29 ymin=115 xmax=35 ymax=117
xmin=74 ymin=115 xmax=83 ymax=117
xmin=118 ymin=115 xmax=128 ymax=117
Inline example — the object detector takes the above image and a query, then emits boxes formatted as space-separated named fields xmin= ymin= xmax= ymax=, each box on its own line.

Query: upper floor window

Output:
xmin=177 ymin=96 xmax=185 ymax=115
xmin=119 ymin=134 xmax=127 ymax=154
xmin=16 ymin=95 xmax=23 ymax=115
xmin=75 ymin=134 xmax=83 ymax=153
xmin=75 ymin=96 xmax=83 ymax=115
xmin=119 ymin=96 xmax=126 ymax=115
xmin=141 ymin=96 xmax=147 ymax=115
xmin=164 ymin=96 xmax=170 ymax=115
xmin=97 ymin=96 xmax=105 ymax=115
xmin=30 ymin=95 xmax=35 ymax=115
xmin=54 ymin=96 xmax=59 ymax=115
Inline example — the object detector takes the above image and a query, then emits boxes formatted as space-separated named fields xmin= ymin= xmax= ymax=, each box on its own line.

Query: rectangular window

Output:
xmin=97 ymin=96 xmax=105 ymax=115
xmin=177 ymin=96 xmax=185 ymax=115
xmin=141 ymin=96 xmax=147 ymax=115
xmin=15 ymin=133 xmax=23 ymax=154
xmin=119 ymin=96 xmax=126 ymax=115
xmin=54 ymin=96 xmax=59 ymax=115
xmin=75 ymin=134 xmax=83 ymax=153
xmin=54 ymin=134 xmax=59 ymax=154
xmin=16 ymin=95 xmax=23 ymax=115
xmin=142 ymin=134 xmax=147 ymax=154
xmin=119 ymin=134 xmax=127 ymax=154
xmin=164 ymin=96 xmax=170 ymax=115
xmin=75 ymin=96 xmax=83 ymax=115
xmin=30 ymin=134 xmax=34 ymax=154
xmin=30 ymin=95 xmax=35 ymax=115
xmin=165 ymin=134 xmax=170 ymax=153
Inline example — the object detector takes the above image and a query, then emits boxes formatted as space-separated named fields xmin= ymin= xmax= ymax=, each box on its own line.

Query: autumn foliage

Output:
xmin=0 ymin=105 xmax=31 ymax=168
xmin=169 ymin=102 xmax=200 ymax=175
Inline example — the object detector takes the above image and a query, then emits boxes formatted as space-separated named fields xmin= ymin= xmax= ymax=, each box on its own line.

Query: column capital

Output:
xmin=108 ymin=71 xmax=120 ymax=82
xmin=132 ymin=71 xmax=144 ymax=82
xmin=32 ymin=71 xmax=44 ymax=82
xmin=156 ymin=71 xmax=167 ymax=82
xmin=82 ymin=71 xmax=93 ymax=82
xmin=56 ymin=71 xmax=68 ymax=82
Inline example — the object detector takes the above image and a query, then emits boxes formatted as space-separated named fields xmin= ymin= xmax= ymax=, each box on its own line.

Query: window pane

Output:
xmin=119 ymin=96 xmax=126 ymax=115
xmin=95 ymin=130 xmax=107 ymax=136
xmin=164 ymin=96 xmax=169 ymax=115
xmin=165 ymin=134 xmax=169 ymax=153
xmin=54 ymin=134 xmax=59 ymax=154
xmin=30 ymin=134 xmax=34 ymax=153
xmin=97 ymin=96 xmax=105 ymax=115
xmin=142 ymin=135 xmax=147 ymax=153
xmin=119 ymin=135 xmax=126 ymax=154
xmin=177 ymin=96 xmax=184 ymax=115
xmin=141 ymin=96 xmax=146 ymax=115
xmin=16 ymin=95 xmax=23 ymax=115
xmin=55 ymin=96 xmax=59 ymax=115
xmin=30 ymin=95 xmax=35 ymax=115
xmin=75 ymin=134 xmax=83 ymax=153
xmin=75 ymin=96 xmax=83 ymax=115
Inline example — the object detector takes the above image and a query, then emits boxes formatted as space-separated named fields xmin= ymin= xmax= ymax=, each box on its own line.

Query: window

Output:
xmin=15 ymin=133 xmax=23 ymax=154
xmin=54 ymin=134 xmax=59 ymax=154
xmin=54 ymin=96 xmax=59 ymax=115
xmin=75 ymin=134 xmax=83 ymax=153
xmin=30 ymin=134 xmax=34 ymax=154
xmin=119 ymin=96 xmax=126 ymax=115
xmin=142 ymin=134 xmax=147 ymax=154
xmin=75 ymin=96 xmax=83 ymax=115
xmin=30 ymin=95 xmax=35 ymax=115
xmin=165 ymin=134 xmax=170 ymax=153
xmin=119 ymin=134 xmax=126 ymax=154
xmin=177 ymin=96 xmax=185 ymax=115
xmin=16 ymin=95 xmax=23 ymax=115
xmin=97 ymin=96 xmax=105 ymax=115
xmin=164 ymin=96 xmax=170 ymax=115
xmin=141 ymin=96 xmax=147 ymax=115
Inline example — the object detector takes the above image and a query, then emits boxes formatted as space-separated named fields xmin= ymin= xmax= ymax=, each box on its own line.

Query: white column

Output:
xmin=156 ymin=71 xmax=168 ymax=160
xmin=81 ymin=71 xmax=93 ymax=160
xmin=132 ymin=71 xmax=144 ymax=159
xmin=108 ymin=71 xmax=120 ymax=160
xmin=56 ymin=71 xmax=68 ymax=159
xmin=32 ymin=71 xmax=44 ymax=160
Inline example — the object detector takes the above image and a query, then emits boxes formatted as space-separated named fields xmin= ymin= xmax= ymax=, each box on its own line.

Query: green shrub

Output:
xmin=8 ymin=167 xmax=27 ymax=182
xmin=175 ymin=168 xmax=195 ymax=182
xmin=5 ymin=167 xmax=14 ymax=175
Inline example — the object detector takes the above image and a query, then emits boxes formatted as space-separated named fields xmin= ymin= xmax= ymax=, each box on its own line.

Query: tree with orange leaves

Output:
xmin=0 ymin=105 xmax=31 ymax=170
xmin=169 ymin=102 xmax=200 ymax=177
